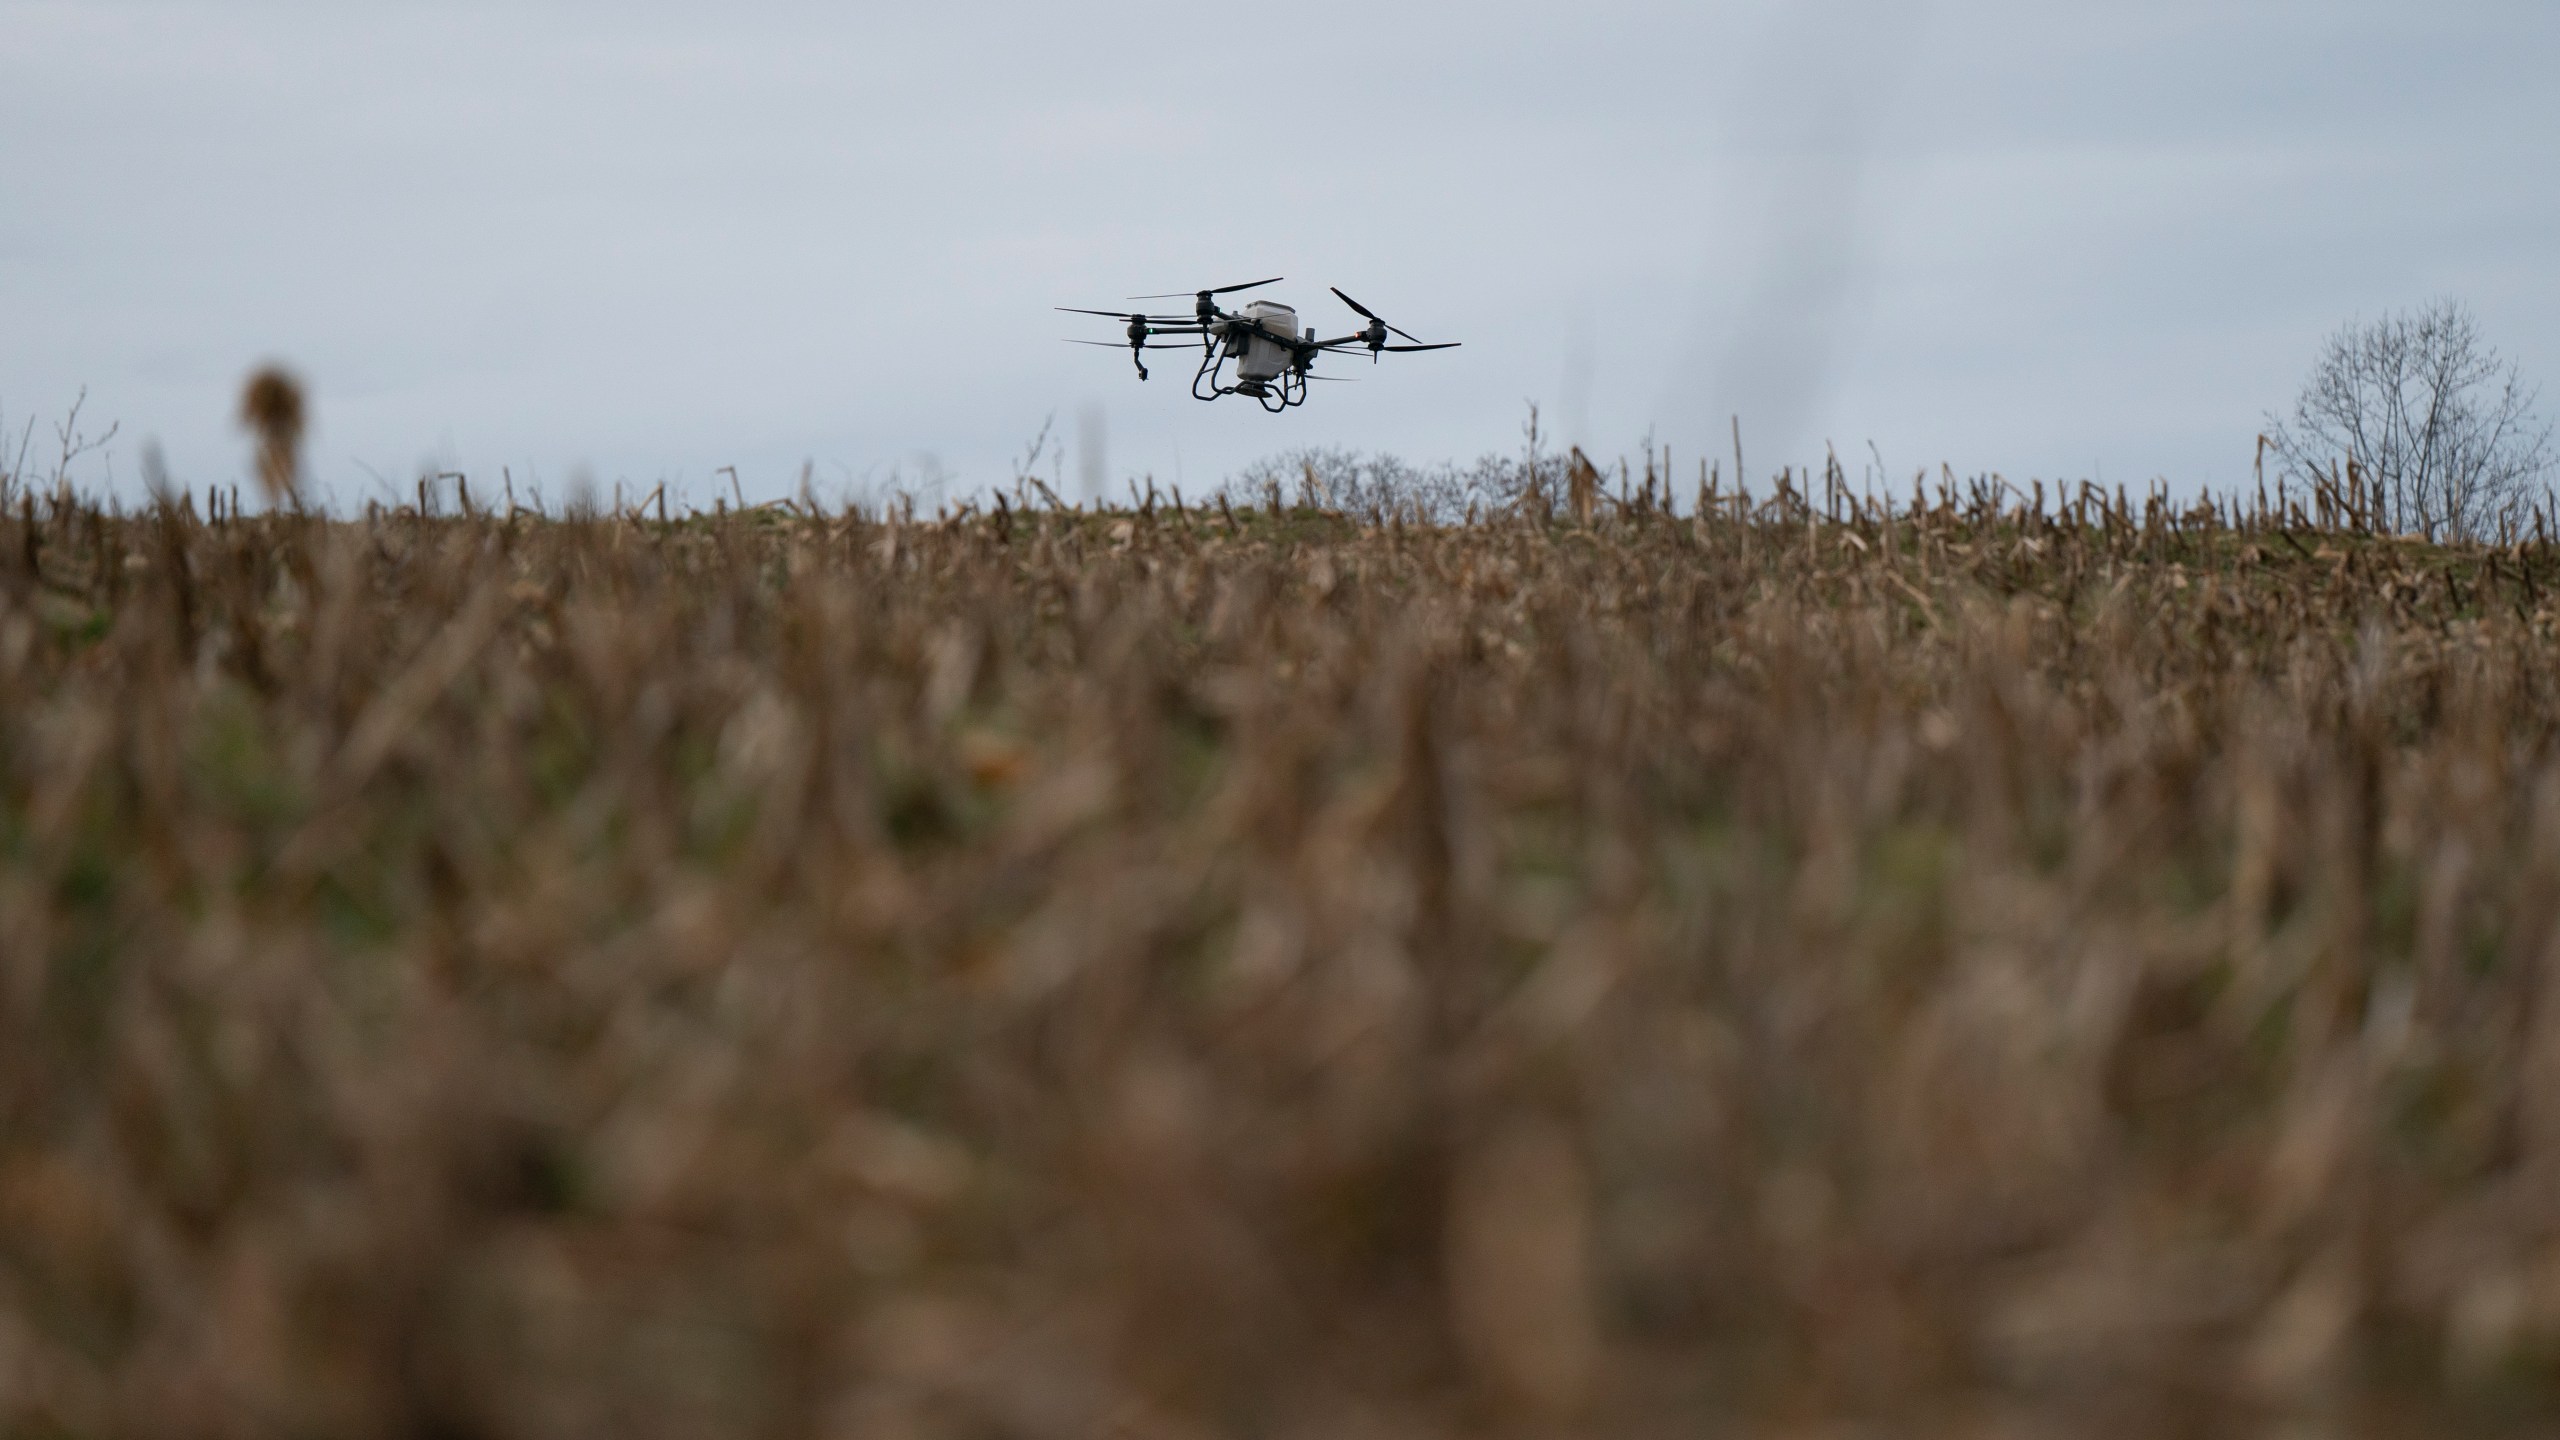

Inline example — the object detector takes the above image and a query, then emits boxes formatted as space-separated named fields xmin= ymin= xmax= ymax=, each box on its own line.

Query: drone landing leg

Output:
xmin=1130 ymin=343 xmax=1149 ymax=381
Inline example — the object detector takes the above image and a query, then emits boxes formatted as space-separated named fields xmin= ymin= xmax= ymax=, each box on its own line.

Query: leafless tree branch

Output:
xmin=2265 ymin=299 xmax=2553 ymax=542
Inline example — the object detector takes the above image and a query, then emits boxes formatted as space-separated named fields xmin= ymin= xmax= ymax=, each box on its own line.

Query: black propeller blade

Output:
xmin=1057 ymin=306 xmax=1178 ymax=321
xmin=1379 ymin=342 xmax=1461 ymax=352
xmin=1330 ymin=287 xmax=1423 ymax=344
xmin=1130 ymin=277 xmax=1284 ymax=300
xmin=1065 ymin=339 xmax=1195 ymax=350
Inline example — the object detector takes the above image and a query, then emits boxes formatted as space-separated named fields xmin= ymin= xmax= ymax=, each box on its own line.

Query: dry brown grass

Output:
xmin=7 ymin=469 xmax=2560 ymax=1438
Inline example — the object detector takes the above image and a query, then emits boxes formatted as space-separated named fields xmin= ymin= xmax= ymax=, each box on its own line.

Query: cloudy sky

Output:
xmin=4 ymin=0 xmax=2554 ymax=509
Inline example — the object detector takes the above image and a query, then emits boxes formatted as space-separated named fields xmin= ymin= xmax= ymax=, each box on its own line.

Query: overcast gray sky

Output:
xmin=5 ymin=0 xmax=2555 ymax=508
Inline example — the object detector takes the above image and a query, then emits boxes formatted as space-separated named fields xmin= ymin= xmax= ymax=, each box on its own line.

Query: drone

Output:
xmin=1060 ymin=277 xmax=1458 ymax=412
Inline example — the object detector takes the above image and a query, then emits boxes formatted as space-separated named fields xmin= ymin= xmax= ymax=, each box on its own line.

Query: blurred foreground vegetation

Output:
xmin=7 ymin=470 xmax=2560 ymax=1436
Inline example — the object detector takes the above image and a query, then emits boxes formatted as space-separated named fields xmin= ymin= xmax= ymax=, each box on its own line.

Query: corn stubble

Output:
xmin=7 ymin=476 xmax=2560 ymax=1438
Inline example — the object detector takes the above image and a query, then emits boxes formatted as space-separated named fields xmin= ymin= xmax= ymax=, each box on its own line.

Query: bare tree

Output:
xmin=2265 ymin=299 xmax=2553 ymax=541
xmin=0 ymin=388 xmax=121 ymax=508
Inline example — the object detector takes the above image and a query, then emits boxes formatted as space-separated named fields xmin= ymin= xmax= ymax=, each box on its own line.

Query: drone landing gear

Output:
xmin=1191 ymin=348 xmax=1310 ymax=411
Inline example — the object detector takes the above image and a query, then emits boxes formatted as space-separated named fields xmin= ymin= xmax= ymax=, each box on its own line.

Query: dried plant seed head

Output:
xmin=239 ymin=364 xmax=307 ymax=505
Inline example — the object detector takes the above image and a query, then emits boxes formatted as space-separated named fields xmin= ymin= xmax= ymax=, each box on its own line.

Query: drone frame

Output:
xmin=1059 ymin=279 xmax=1457 ymax=411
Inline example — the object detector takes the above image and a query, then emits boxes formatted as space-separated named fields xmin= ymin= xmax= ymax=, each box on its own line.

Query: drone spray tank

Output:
xmin=1229 ymin=301 xmax=1300 ymax=396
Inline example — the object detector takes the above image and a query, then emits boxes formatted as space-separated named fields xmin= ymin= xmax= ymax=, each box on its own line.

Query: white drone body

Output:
xmin=1231 ymin=301 xmax=1303 ymax=387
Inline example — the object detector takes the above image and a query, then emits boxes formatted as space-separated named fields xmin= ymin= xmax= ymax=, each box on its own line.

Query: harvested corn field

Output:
xmin=7 ymin=476 xmax=2560 ymax=1437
